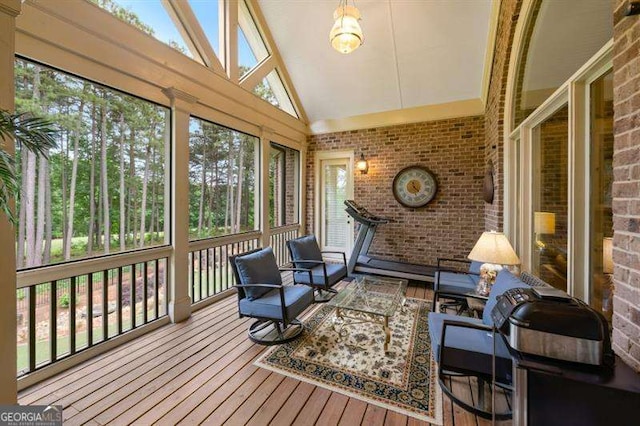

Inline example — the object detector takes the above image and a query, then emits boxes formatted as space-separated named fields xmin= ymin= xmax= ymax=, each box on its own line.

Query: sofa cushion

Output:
xmin=239 ymin=285 xmax=314 ymax=320
xmin=435 ymin=270 xmax=479 ymax=293
xmin=288 ymin=235 xmax=323 ymax=269
xmin=482 ymin=269 xmax=529 ymax=326
xmin=469 ymin=261 xmax=483 ymax=275
xmin=294 ymin=263 xmax=346 ymax=287
xmin=234 ymin=247 xmax=282 ymax=300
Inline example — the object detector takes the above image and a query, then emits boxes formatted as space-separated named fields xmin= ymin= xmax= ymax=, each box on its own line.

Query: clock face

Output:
xmin=392 ymin=166 xmax=437 ymax=208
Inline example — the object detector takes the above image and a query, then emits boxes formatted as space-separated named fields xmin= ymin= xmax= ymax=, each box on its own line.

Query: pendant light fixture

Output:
xmin=329 ymin=0 xmax=364 ymax=54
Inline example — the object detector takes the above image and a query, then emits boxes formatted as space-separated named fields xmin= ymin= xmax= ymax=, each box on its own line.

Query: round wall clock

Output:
xmin=392 ymin=165 xmax=438 ymax=208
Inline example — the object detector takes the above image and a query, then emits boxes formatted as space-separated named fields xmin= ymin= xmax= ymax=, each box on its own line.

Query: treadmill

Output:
xmin=344 ymin=200 xmax=437 ymax=283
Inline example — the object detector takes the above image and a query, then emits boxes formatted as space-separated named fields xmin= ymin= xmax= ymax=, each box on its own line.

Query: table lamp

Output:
xmin=534 ymin=211 xmax=556 ymax=250
xmin=468 ymin=231 xmax=521 ymax=295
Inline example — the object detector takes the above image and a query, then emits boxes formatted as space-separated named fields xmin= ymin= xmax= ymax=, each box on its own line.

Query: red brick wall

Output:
xmin=612 ymin=0 xmax=640 ymax=371
xmin=484 ymin=0 xmax=523 ymax=232
xmin=306 ymin=116 xmax=485 ymax=265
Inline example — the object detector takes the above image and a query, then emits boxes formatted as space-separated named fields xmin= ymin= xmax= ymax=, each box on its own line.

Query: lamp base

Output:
xmin=476 ymin=263 xmax=503 ymax=296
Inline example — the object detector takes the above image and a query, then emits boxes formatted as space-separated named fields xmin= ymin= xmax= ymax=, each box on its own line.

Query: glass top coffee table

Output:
xmin=327 ymin=275 xmax=408 ymax=353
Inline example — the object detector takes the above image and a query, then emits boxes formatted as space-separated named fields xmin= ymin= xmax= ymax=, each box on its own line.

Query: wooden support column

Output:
xmin=0 ymin=0 xmax=21 ymax=405
xmin=220 ymin=0 xmax=239 ymax=82
xmin=260 ymin=127 xmax=273 ymax=248
xmin=163 ymin=87 xmax=196 ymax=323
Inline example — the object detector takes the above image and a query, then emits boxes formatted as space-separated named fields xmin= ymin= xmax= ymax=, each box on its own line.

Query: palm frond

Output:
xmin=1 ymin=111 xmax=58 ymax=156
xmin=0 ymin=148 xmax=18 ymax=225
xmin=0 ymin=109 xmax=58 ymax=225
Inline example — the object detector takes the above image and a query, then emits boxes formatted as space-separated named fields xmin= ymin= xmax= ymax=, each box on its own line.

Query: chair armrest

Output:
xmin=437 ymin=257 xmax=471 ymax=268
xmin=462 ymin=293 xmax=489 ymax=303
xmin=321 ymin=251 xmax=347 ymax=265
xmin=291 ymin=259 xmax=326 ymax=265
xmin=234 ymin=283 xmax=282 ymax=290
xmin=279 ymin=267 xmax=313 ymax=284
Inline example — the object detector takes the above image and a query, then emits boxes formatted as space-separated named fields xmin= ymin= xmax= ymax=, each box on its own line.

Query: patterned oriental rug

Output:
xmin=254 ymin=298 xmax=442 ymax=424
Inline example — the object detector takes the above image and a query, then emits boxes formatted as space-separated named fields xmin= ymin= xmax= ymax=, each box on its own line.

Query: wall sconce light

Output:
xmin=355 ymin=153 xmax=368 ymax=174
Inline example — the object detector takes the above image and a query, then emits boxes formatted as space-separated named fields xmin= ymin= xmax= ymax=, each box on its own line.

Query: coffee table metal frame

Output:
xmin=327 ymin=275 xmax=408 ymax=353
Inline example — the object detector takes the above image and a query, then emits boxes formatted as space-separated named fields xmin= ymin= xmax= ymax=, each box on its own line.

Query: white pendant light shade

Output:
xmin=330 ymin=4 xmax=363 ymax=54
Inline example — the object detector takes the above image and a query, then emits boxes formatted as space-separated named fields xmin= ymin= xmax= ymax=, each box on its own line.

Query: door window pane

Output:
xmin=14 ymin=59 xmax=169 ymax=268
xmin=323 ymin=163 xmax=348 ymax=248
xmin=589 ymin=70 xmax=614 ymax=322
xmin=188 ymin=118 xmax=258 ymax=239
xmin=269 ymin=143 xmax=299 ymax=227
xmin=531 ymin=105 xmax=569 ymax=291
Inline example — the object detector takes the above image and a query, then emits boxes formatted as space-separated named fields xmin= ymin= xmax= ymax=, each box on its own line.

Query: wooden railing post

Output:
xmin=0 ymin=0 xmax=22 ymax=404
xmin=260 ymin=127 xmax=273 ymax=249
xmin=163 ymin=87 xmax=196 ymax=323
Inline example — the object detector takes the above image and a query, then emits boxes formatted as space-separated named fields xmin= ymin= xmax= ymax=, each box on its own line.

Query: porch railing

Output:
xmin=16 ymin=246 xmax=171 ymax=376
xmin=270 ymin=224 xmax=300 ymax=266
xmin=187 ymin=231 xmax=262 ymax=304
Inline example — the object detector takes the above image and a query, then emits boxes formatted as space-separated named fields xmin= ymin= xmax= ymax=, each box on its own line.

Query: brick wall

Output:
xmin=306 ymin=116 xmax=485 ymax=265
xmin=612 ymin=0 xmax=640 ymax=371
xmin=484 ymin=0 xmax=523 ymax=232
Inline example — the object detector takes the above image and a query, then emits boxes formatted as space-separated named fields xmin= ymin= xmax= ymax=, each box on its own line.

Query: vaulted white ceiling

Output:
xmin=257 ymin=0 xmax=493 ymax=124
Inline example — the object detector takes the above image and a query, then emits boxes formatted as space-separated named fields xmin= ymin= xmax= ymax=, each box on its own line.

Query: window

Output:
xmin=269 ymin=143 xmax=299 ymax=227
xmin=188 ymin=0 xmax=220 ymax=56
xmin=589 ymin=70 xmax=614 ymax=321
xmin=14 ymin=59 xmax=169 ymax=268
xmin=531 ymin=105 xmax=569 ymax=291
xmin=189 ymin=118 xmax=258 ymax=239
xmin=512 ymin=0 xmax=612 ymax=129
xmin=238 ymin=0 xmax=268 ymax=78
xmin=253 ymin=70 xmax=298 ymax=118
xmin=94 ymin=0 xmax=196 ymax=60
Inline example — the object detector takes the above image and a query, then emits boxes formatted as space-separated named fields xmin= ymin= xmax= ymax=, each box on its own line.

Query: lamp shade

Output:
xmin=534 ymin=211 xmax=556 ymax=235
xmin=329 ymin=5 xmax=363 ymax=54
xmin=468 ymin=231 xmax=521 ymax=266
xmin=603 ymin=237 xmax=613 ymax=274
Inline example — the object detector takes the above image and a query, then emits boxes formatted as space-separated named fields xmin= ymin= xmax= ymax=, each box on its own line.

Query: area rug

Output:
xmin=254 ymin=298 xmax=442 ymax=424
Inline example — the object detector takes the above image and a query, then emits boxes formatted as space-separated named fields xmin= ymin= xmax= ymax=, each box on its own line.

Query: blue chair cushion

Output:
xmin=428 ymin=313 xmax=511 ymax=360
xmin=435 ymin=271 xmax=480 ymax=293
xmin=469 ymin=261 xmax=483 ymax=275
xmin=428 ymin=312 xmax=512 ymax=380
xmin=234 ymin=247 xmax=282 ymax=300
xmin=288 ymin=235 xmax=323 ymax=269
xmin=238 ymin=285 xmax=314 ymax=320
xmin=294 ymin=263 xmax=346 ymax=287
xmin=482 ymin=269 xmax=529 ymax=326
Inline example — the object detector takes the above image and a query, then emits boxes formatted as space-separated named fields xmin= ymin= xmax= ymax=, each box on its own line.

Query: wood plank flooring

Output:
xmin=18 ymin=280 xmax=513 ymax=426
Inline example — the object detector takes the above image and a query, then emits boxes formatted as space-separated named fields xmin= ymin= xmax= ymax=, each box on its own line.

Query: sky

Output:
xmin=112 ymin=0 xmax=257 ymax=68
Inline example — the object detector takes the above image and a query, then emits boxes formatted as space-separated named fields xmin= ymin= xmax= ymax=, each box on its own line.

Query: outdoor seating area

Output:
xmin=2 ymin=0 xmax=640 ymax=425
xmin=17 ymin=278 xmax=512 ymax=426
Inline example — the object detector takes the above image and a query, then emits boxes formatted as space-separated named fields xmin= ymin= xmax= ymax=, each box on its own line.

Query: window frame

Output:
xmin=14 ymin=56 xmax=173 ymax=272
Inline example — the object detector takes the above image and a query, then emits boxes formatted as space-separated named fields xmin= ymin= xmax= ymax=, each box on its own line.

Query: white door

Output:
xmin=317 ymin=155 xmax=354 ymax=256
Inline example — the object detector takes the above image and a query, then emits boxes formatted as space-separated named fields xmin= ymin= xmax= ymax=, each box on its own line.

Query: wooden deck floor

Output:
xmin=18 ymin=282 xmax=512 ymax=426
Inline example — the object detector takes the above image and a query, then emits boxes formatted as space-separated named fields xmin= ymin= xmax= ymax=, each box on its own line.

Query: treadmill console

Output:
xmin=344 ymin=200 xmax=389 ymax=224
